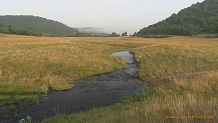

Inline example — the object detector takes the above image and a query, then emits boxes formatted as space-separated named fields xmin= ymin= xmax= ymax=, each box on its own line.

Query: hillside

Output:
xmin=137 ymin=0 xmax=218 ymax=36
xmin=0 ymin=15 xmax=78 ymax=36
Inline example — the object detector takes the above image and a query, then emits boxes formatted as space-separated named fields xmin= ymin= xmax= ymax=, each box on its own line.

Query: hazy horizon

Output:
xmin=1 ymin=0 xmax=204 ymax=34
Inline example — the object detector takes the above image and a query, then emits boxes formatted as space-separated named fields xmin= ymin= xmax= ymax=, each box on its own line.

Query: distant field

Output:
xmin=0 ymin=34 xmax=218 ymax=122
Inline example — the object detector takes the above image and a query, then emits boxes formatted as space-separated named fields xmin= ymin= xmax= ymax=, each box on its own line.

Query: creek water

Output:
xmin=1 ymin=51 xmax=145 ymax=123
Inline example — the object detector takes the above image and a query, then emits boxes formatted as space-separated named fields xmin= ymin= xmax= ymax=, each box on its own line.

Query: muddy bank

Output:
xmin=1 ymin=51 xmax=146 ymax=123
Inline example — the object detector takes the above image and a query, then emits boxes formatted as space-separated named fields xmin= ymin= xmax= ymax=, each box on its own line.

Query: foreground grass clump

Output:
xmin=43 ymin=71 xmax=218 ymax=123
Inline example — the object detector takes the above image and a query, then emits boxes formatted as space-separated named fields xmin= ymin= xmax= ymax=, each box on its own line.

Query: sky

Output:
xmin=0 ymin=0 xmax=204 ymax=34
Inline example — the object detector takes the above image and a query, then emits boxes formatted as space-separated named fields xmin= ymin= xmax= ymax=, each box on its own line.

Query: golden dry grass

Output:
xmin=43 ymin=71 xmax=218 ymax=123
xmin=1 ymin=34 xmax=218 ymax=123
xmin=0 ymin=34 xmax=128 ymax=103
xmin=41 ymin=35 xmax=218 ymax=123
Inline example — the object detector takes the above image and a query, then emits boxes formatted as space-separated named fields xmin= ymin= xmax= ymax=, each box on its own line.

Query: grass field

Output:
xmin=0 ymin=34 xmax=218 ymax=122
xmin=0 ymin=34 xmax=128 ymax=104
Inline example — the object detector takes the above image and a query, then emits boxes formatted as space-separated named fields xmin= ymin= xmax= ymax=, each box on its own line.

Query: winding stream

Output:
xmin=1 ymin=51 xmax=146 ymax=123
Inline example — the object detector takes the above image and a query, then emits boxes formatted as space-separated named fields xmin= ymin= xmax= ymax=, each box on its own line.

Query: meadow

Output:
xmin=0 ymin=34 xmax=128 ymax=104
xmin=0 ymin=34 xmax=218 ymax=122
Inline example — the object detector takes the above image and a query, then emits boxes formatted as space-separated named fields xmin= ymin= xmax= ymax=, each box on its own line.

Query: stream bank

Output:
xmin=1 ymin=51 xmax=146 ymax=123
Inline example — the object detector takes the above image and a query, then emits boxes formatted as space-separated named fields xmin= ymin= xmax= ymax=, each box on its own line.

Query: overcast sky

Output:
xmin=1 ymin=0 xmax=204 ymax=34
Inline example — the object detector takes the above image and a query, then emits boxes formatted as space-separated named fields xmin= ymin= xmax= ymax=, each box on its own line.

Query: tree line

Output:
xmin=109 ymin=32 xmax=128 ymax=37
xmin=0 ymin=24 xmax=42 ymax=36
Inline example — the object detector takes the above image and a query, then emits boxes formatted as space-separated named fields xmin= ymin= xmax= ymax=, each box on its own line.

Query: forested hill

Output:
xmin=137 ymin=0 xmax=218 ymax=36
xmin=0 ymin=15 xmax=78 ymax=36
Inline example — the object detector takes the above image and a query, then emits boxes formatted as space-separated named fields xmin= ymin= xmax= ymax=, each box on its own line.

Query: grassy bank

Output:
xmin=43 ymin=71 xmax=218 ymax=123
xmin=42 ymin=36 xmax=218 ymax=123
xmin=0 ymin=34 xmax=128 ymax=104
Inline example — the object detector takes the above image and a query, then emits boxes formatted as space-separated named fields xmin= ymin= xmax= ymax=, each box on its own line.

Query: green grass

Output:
xmin=143 ymin=34 xmax=170 ymax=38
xmin=193 ymin=33 xmax=218 ymax=38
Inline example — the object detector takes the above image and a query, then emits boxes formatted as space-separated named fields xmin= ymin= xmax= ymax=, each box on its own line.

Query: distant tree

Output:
xmin=8 ymin=25 xmax=13 ymax=34
xmin=30 ymin=31 xmax=42 ymax=36
xmin=215 ymin=25 xmax=218 ymax=37
xmin=121 ymin=32 xmax=128 ymax=36
xmin=16 ymin=29 xmax=29 ymax=35
xmin=111 ymin=32 xmax=118 ymax=37
xmin=0 ymin=23 xmax=3 ymax=32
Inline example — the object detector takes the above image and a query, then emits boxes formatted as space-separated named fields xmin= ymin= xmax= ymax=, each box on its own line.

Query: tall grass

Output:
xmin=1 ymin=34 xmax=218 ymax=122
xmin=43 ymin=71 xmax=218 ymax=123
xmin=0 ymin=34 xmax=127 ymax=104
xmin=135 ymin=45 xmax=218 ymax=81
xmin=42 ymin=36 xmax=218 ymax=123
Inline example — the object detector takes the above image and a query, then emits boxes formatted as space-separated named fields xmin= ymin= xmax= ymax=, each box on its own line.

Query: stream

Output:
xmin=1 ymin=51 xmax=146 ymax=123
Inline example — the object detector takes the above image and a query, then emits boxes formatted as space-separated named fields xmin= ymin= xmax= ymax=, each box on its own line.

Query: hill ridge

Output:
xmin=137 ymin=0 xmax=218 ymax=36
xmin=0 ymin=15 xmax=78 ymax=36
